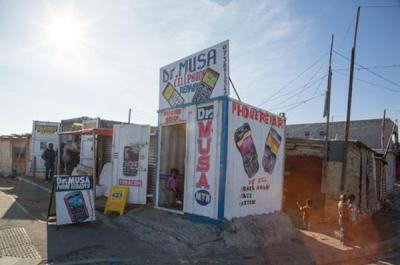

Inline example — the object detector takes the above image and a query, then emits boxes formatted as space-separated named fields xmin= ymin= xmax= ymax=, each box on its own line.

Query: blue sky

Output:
xmin=0 ymin=0 xmax=399 ymax=134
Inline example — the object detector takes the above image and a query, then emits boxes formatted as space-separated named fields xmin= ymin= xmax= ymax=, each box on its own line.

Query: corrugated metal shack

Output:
xmin=284 ymin=138 xmax=381 ymax=220
xmin=0 ymin=134 xmax=31 ymax=176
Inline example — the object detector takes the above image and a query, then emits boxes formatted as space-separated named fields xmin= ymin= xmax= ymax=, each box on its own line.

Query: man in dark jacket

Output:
xmin=42 ymin=143 xmax=56 ymax=182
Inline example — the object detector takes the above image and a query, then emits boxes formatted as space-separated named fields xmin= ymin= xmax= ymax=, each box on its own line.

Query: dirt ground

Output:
xmin=1 ymin=176 xmax=400 ymax=265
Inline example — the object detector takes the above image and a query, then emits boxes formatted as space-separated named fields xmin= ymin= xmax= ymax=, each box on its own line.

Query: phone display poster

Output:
xmin=55 ymin=175 xmax=96 ymax=225
xmin=225 ymin=99 xmax=285 ymax=219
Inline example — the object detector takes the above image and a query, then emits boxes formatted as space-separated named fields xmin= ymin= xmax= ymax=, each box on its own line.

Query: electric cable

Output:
xmin=258 ymin=51 xmax=328 ymax=107
xmin=333 ymin=69 xmax=400 ymax=93
xmin=333 ymin=50 xmax=400 ymax=89
xmin=282 ymin=94 xmax=325 ymax=113
xmin=269 ymin=74 xmax=327 ymax=110
xmin=266 ymin=58 xmax=327 ymax=108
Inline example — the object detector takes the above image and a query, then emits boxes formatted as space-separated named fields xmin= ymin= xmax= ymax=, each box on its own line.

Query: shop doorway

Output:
xmin=158 ymin=123 xmax=186 ymax=211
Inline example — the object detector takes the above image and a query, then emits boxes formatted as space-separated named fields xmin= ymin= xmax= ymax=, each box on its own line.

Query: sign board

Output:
xmin=160 ymin=108 xmax=185 ymax=124
xmin=104 ymin=186 xmax=129 ymax=216
xmin=224 ymin=100 xmax=285 ymax=219
xmin=55 ymin=175 xmax=96 ymax=225
xmin=112 ymin=124 xmax=150 ymax=204
xmin=35 ymin=125 xmax=58 ymax=134
xmin=159 ymin=41 xmax=229 ymax=110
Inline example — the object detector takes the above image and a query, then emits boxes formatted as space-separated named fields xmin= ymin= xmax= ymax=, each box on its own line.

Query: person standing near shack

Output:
xmin=347 ymin=194 xmax=357 ymax=242
xmin=338 ymin=194 xmax=350 ymax=246
xmin=297 ymin=199 xmax=312 ymax=230
xmin=41 ymin=143 xmax=56 ymax=183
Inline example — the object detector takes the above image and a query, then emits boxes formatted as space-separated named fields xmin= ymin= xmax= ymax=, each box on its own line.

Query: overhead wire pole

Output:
xmin=323 ymin=34 xmax=334 ymax=184
xmin=340 ymin=6 xmax=361 ymax=191
xmin=229 ymin=77 xmax=242 ymax=102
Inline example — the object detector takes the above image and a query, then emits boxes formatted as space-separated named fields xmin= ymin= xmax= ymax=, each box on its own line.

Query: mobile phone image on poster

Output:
xmin=55 ymin=175 xmax=95 ymax=225
xmin=64 ymin=191 xmax=90 ymax=223
xmin=234 ymin=123 xmax=259 ymax=178
xmin=123 ymin=145 xmax=140 ymax=176
xmin=192 ymin=68 xmax=220 ymax=103
xmin=162 ymin=83 xmax=184 ymax=107
xmin=262 ymin=128 xmax=282 ymax=174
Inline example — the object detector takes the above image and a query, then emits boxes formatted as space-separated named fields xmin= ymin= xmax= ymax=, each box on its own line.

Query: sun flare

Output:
xmin=47 ymin=17 xmax=82 ymax=51
xmin=39 ymin=9 xmax=88 ymax=57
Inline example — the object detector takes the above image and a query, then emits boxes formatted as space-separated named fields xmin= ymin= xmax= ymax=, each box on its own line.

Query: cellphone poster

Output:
xmin=159 ymin=41 xmax=229 ymax=110
xmin=55 ymin=175 xmax=96 ymax=225
xmin=225 ymin=99 xmax=285 ymax=219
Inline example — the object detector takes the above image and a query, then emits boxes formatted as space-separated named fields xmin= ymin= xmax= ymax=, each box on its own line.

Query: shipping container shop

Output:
xmin=155 ymin=41 xmax=286 ymax=224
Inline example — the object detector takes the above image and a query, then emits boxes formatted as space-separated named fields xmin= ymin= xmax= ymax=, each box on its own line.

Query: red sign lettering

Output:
xmin=231 ymin=101 xmax=284 ymax=128
xmin=195 ymin=120 xmax=212 ymax=190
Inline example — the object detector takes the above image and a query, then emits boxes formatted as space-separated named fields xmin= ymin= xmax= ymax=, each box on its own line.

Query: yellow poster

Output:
xmin=104 ymin=186 xmax=129 ymax=216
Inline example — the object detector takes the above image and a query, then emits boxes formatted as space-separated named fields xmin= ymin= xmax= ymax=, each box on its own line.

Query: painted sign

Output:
xmin=104 ymin=186 xmax=129 ymax=216
xmin=112 ymin=124 xmax=150 ymax=204
xmin=35 ymin=125 xmax=58 ymax=134
xmin=55 ymin=175 xmax=96 ymax=225
xmin=161 ymin=108 xmax=184 ymax=124
xmin=193 ymin=104 xmax=215 ymax=207
xmin=159 ymin=41 xmax=229 ymax=110
xmin=225 ymin=99 xmax=285 ymax=219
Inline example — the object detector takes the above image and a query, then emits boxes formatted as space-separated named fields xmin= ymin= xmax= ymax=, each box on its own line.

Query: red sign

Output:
xmin=119 ymin=179 xmax=142 ymax=187
xmin=195 ymin=120 xmax=212 ymax=190
xmin=231 ymin=101 xmax=284 ymax=128
xmin=162 ymin=108 xmax=183 ymax=124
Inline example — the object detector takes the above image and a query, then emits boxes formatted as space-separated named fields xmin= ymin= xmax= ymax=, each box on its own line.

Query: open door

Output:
xmin=112 ymin=124 xmax=150 ymax=204
xmin=157 ymin=123 xmax=186 ymax=211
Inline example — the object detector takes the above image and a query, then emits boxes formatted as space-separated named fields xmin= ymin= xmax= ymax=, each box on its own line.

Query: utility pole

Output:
xmin=340 ymin=6 xmax=361 ymax=191
xmin=323 ymin=34 xmax=334 ymax=184
xmin=380 ymin=109 xmax=386 ymax=199
xmin=381 ymin=109 xmax=386 ymax=150
xmin=128 ymin=108 xmax=132 ymax=124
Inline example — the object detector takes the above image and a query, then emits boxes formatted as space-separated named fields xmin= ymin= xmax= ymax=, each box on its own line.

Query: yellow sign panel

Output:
xmin=36 ymin=125 xmax=57 ymax=134
xmin=104 ymin=186 xmax=129 ymax=216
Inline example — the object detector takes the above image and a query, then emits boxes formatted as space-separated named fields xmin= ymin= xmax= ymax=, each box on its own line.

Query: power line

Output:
xmin=266 ymin=59 xmax=327 ymax=106
xmin=272 ymin=76 xmax=325 ymax=110
xmin=258 ymin=51 xmax=328 ymax=107
xmin=333 ymin=50 xmax=400 ymax=88
xmin=338 ymin=12 xmax=357 ymax=50
xmin=269 ymin=74 xmax=327 ymax=109
xmin=333 ymin=64 xmax=400 ymax=71
xmin=283 ymin=94 xmax=325 ymax=113
xmin=361 ymin=5 xmax=400 ymax=8
xmin=333 ymin=69 xmax=400 ymax=93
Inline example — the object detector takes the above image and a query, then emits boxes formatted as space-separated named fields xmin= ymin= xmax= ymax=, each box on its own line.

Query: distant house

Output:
xmin=0 ymin=134 xmax=31 ymax=176
xmin=286 ymin=118 xmax=399 ymax=194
